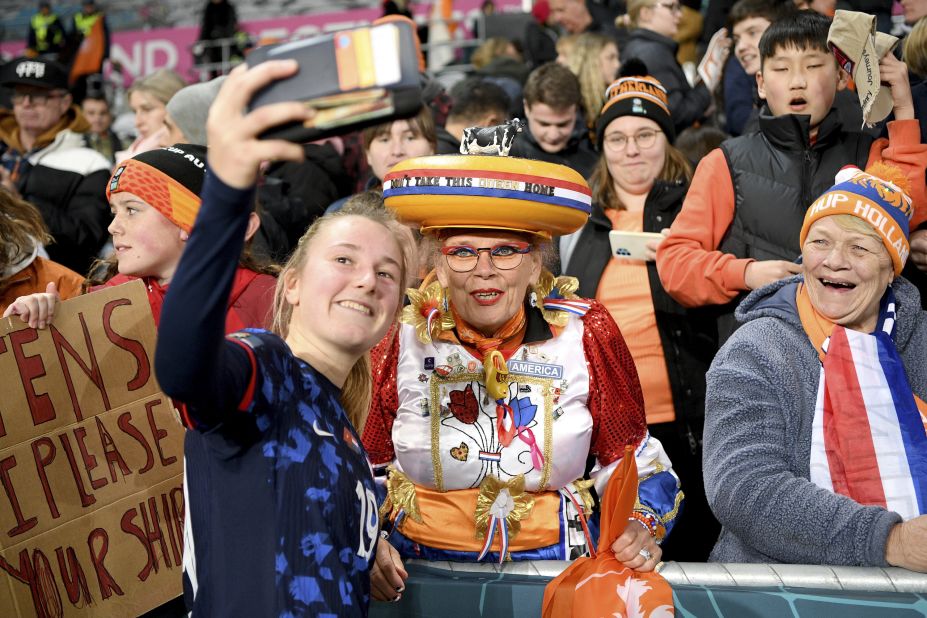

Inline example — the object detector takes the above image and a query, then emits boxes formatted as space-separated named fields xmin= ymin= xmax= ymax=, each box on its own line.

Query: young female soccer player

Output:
xmin=153 ymin=60 xmax=415 ymax=616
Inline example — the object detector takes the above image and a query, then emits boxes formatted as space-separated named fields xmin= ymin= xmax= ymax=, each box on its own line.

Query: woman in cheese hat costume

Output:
xmin=363 ymin=152 xmax=682 ymax=600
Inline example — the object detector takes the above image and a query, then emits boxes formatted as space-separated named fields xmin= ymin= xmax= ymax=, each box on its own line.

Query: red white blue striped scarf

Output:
xmin=801 ymin=286 xmax=927 ymax=520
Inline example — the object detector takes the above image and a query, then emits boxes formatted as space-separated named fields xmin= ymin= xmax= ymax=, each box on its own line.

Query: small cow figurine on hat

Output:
xmin=460 ymin=118 xmax=523 ymax=156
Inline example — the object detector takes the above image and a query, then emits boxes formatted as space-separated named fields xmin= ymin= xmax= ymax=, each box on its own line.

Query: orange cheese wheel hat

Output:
xmin=381 ymin=155 xmax=592 ymax=238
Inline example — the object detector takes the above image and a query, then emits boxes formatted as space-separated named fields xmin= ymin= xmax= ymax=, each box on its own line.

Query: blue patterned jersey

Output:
xmin=185 ymin=329 xmax=378 ymax=617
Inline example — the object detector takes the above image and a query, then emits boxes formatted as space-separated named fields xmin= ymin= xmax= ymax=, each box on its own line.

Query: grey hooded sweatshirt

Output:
xmin=704 ymin=275 xmax=927 ymax=566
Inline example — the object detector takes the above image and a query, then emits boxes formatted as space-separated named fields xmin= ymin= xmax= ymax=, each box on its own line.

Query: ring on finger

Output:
xmin=638 ymin=548 xmax=652 ymax=561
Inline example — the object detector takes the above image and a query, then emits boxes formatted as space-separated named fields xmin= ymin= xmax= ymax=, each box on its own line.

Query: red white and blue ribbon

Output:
xmin=542 ymin=285 xmax=592 ymax=317
xmin=477 ymin=516 xmax=509 ymax=564
xmin=542 ymin=297 xmax=592 ymax=317
xmin=383 ymin=168 xmax=592 ymax=214
xmin=810 ymin=294 xmax=927 ymax=520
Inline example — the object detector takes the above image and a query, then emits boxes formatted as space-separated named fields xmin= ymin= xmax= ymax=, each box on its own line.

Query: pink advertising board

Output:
xmin=1 ymin=0 xmax=521 ymax=83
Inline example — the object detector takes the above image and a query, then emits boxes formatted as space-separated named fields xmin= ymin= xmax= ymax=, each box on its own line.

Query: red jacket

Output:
xmin=100 ymin=267 xmax=276 ymax=333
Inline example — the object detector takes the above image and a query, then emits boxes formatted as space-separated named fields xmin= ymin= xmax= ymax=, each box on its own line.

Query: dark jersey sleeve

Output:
xmin=154 ymin=170 xmax=258 ymax=428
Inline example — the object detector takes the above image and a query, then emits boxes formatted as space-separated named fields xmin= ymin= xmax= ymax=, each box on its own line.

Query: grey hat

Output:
xmin=164 ymin=75 xmax=226 ymax=146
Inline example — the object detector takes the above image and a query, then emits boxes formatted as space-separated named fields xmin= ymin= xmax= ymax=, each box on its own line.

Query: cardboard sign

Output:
xmin=0 ymin=281 xmax=184 ymax=617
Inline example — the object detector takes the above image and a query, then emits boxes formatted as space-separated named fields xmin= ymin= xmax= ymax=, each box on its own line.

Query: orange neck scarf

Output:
xmin=450 ymin=303 xmax=529 ymax=455
xmin=451 ymin=304 xmax=527 ymax=360
xmin=798 ymin=281 xmax=927 ymax=418
xmin=795 ymin=283 xmax=835 ymax=360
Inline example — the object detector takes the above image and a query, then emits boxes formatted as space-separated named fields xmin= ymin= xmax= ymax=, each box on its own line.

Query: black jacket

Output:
xmin=82 ymin=129 xmax=123 ymax=163
xmin=621 ymin=29 xmax=711 ymax=134
xmin=699 ymin=0 xmax=733 ymax=51
xmin=719 ymin=107 xmax=873 ymax=264
xmin=735 ymin=88 xmax=873 ymax=141
xmin=435 ymin=126 xmax=460 ymax=155
xmin=508 ymin=121 xmax=598 ymax=178
xmin=713 ymin=106 xmax=873 ymax=339
xmin=256 ymin=142 xmax=353 ymax=260
xmin=563 ymin=181 xmax=718 ymax=444
xmin=199 ymin=0 xmax=238 ymax=40
xmin=522 ymin=21 xmax=558 ymax=69
xmin=585 ymin=1 xmax=627 ymax=48
xmin=0 ymin=111 xmax=111 ymax=274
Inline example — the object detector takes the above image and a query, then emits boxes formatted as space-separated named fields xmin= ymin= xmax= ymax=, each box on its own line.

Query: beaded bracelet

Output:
xmin=628 ymin=510 xmax=661 ymax=539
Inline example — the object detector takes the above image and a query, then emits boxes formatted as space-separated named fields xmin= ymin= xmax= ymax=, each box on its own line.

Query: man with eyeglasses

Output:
xmin=0 ymin=57 xmax=111 ymax=274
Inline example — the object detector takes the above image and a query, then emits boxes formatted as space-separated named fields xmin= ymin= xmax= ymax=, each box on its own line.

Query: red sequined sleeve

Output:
xmin=362 ymin=323 xmax=401 ymax=465
xmin=581 ymin=300 xmax=647 ymax=466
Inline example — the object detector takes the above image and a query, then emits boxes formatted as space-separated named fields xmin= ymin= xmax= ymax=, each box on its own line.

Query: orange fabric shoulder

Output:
xmin=656 ymin=147 xmax=751 ymax=307
xmin=0 ymin=257 xmax=84 ymax=315
xmin=34 ymin=257 xmax=84 ymax=301
xmin=866 ymin=120 xmax=927 ymax=230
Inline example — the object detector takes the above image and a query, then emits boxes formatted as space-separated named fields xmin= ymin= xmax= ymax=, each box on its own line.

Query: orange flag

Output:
xmin=69 ymin=18 xmax=105 ymax=84
xmin=440 ymin=0 xmax=457 ymax=38
xmin=542 ymin=446 xmax=674 ymax=617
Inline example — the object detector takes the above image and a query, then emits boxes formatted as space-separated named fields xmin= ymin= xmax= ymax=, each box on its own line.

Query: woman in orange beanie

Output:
xmin=703 ymin=164 xmax=927 ymax=572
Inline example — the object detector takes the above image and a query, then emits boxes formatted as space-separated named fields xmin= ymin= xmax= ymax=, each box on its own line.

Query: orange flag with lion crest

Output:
xmin=542 ymin=446 xmax=674 ymax=617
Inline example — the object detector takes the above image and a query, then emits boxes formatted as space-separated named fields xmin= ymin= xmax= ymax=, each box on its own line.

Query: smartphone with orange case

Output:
xmin=247 ymin=20 xmax=421 ymax=142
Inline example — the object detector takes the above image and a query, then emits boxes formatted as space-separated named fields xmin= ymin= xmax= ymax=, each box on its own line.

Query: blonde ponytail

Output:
xmin=341 ymin=354 xmax=373 ymax=433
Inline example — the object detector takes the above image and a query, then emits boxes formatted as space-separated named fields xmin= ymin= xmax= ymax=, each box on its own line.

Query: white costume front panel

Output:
xmin=392 ymin=317 xmax=593 ymax=493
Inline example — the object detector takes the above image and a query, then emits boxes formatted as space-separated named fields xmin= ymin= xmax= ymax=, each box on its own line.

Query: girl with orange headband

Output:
xmin=3 ymin=142 xmax=278 ymax=614
xmin=3 ymin=143 xmax=276 ymax=329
